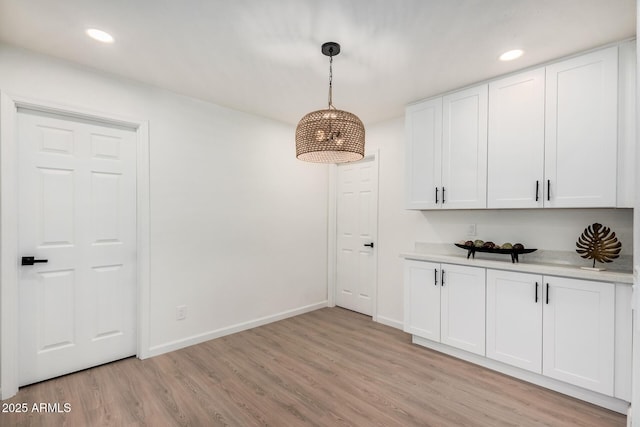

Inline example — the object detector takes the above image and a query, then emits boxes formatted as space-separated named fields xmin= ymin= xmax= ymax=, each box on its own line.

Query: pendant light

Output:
xmin=296 ymin=42 xmax=365 ymax=163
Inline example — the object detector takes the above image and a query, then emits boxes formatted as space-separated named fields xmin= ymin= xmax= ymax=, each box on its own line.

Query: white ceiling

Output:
xmin=0 ymin=0 xmax=635 ymax=125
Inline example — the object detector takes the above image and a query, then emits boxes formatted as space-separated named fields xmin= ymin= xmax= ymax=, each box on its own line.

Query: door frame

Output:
xmin=0 ymin=92 xmax=151 ymax=399
xmin=328 ymin=151 xmax=380 ymax=320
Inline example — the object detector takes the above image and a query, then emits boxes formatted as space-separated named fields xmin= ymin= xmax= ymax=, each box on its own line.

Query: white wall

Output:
xmin=0 ymin=44 xmax=329 ymax=355
xmin=367 ymin=117 xmax=634 ymax=327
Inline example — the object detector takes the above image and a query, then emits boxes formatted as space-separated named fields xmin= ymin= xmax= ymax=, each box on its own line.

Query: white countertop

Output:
xmin=400 ymin=251 xmax=633 ymax=284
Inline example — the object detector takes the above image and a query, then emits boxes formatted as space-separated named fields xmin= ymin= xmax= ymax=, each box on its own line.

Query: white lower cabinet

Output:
xmin=404 ymin=260 xmax=441 ymax=341
xmin=542 ymin=276 xmax=615 ymax=395
xmin=404 ymin=260 xmax=485 ymax=356
xmin=486 ymin=270 xmax=615 ymax=396
xmin=406 ymin=259 xmax=628 ymax=406
xmin=440 ymin=264 xmax=486 ymax=355
xmin=486 ymin=270 xmax=542 ymax=373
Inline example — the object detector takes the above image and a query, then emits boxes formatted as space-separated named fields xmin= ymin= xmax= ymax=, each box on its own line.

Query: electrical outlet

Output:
xmin=467 ymin=224 xmax=477 ymax=236
xmin=176 ymin=305 xmax=187 ymax=321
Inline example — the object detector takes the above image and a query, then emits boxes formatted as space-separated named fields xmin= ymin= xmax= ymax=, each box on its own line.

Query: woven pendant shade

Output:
xmin=295 ymin=108 xmax=365 ymax=163
xmin=296 ymin=42 xmax=365 ymax=164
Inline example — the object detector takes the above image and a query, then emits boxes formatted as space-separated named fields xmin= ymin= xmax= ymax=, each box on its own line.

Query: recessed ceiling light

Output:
xmin=86 ymin=28 xmax=114 ymax=43
xmin=499 ymin=49 xmax=523 ymax=61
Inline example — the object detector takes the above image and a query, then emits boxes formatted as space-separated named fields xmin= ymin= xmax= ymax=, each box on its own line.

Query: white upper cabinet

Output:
xmin=487 ymin=68 xmax=545 ymax=208
xmin=488 ymin=47 xmax=619 ymax=209
xmin=405 ymin=99 xmax=442 ymax=209
xmin=544 ymin=46 xmax=618 ymax=207
xmin=405 ymin=85 xmax=487 ymax=209
xmin=407 ymin=44 xmax=630 ymax=210
xmin=442 ymin=85 xmax=488 ymax=209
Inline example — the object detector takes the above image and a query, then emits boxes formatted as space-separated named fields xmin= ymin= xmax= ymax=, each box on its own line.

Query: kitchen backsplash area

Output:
xmin=408 ymin=207 xmax=633 ymax=272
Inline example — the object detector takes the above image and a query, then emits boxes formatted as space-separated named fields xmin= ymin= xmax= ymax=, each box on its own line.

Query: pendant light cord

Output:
xmin=328 ymin=53 xmax=334 ymax=109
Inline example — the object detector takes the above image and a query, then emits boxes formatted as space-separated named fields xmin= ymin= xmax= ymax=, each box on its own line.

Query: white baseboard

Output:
xmin=375 ymin=315 xmax=403 ymax=330
xmin=144 ymin=301 xmax=328 ymax=358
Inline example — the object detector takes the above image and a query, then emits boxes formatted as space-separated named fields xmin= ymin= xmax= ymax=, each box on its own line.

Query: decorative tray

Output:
xmin=454 ymin=243 xmax=537 ymax=263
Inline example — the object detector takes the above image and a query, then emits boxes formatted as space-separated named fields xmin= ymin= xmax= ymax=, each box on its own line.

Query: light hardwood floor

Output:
xmin=1 ymin=307 xmax=627 ymax=426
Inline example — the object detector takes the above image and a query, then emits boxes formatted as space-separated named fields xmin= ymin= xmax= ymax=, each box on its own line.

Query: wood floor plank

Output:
xmin=1 ymin=307 xmax=627 ymax=426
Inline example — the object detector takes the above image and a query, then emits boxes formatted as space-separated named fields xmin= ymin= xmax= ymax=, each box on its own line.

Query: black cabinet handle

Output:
xmin=546 ymin=283 xmax=549 ymax=304
xmin=535 ymin=181 xmax=539 ymax=202
xmin=435 ymin=187 xmax=439 ymax=204
xmin=434 ymin=268 xmax=438 ymax=286
xmin=364 ymin=243 xmax=374 ymax=248
xmin=441 ymin=269 xmax=445 ymax=286
xmin=21 ymin=256 xmax=48 ymax=266
xmin=547 ymin=180 xmax=550 ymax=201
xmin=535 ymin=282 xmax=539 ymax=303
xmin=442 ymin=187 xmax=446 ymax=204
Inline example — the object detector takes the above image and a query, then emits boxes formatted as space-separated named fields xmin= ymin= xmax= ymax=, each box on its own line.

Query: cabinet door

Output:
xmin=486 ymin=270 xmax=542 ymax=373
xmin=441 ymin=85 xmax=488 ymax=209
xmin=440 ymin=264 xmax=485 ymax=355
xmin=544 ymin=47 xmax=618 ymax=207
xmin=542 ymin=277 xmax=615 ymax=395
xmin=405 ymin=99 xmax=442 ymax=209
xmin=616 ymin=40 xmax=636 ymax=208
xmin=487 ymin=69 xmax=545 ymax=208
xmin=403 ymin=260 xmax=441 ymax=341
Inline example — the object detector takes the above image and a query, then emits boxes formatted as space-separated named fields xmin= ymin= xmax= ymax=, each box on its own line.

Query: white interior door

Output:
xmin=18 ymin=109 xmax=137 ymax=386
xmin=336 ymin=157 xmax=378 ymax=316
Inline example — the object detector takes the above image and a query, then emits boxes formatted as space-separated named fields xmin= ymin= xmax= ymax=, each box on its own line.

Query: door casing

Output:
xmin=0 ymin=92 xmax=151 ymax=399
xmin=328 ymin=151 xmax=380 ymax=320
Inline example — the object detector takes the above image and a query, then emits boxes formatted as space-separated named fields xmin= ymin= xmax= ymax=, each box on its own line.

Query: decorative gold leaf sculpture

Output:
xmin=576 ymin=223 xmax=621 ymax=268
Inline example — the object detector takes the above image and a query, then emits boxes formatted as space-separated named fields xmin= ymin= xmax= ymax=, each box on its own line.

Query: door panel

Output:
xmin=336 ymin=157 xmax=378 ymax=316
xmin=39 ymin=167 xmax=76 ymax=244
xmin=37 ymin=270 xmax=76 ymax=351
xmin=18 ymin=110 xmax=137 ymax=386
xmin=91 ymin=265 xmax=126 ymax=339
